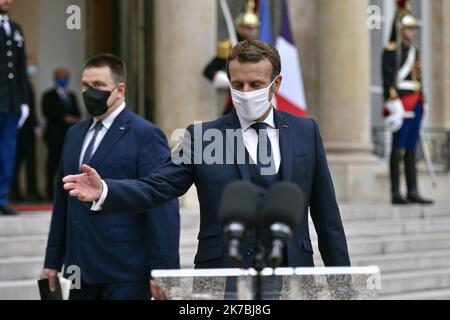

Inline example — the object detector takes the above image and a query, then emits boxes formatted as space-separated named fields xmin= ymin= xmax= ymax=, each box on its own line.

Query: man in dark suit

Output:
xmin=40 ymin=54 xmax=180 ymax=300
xmin=0 ymin=0 xmax=29 ymax=215
xmin=42 ymin=68 xmax=81 ymax=200
xmin=64 ymin=41 xmax=350 ymax=271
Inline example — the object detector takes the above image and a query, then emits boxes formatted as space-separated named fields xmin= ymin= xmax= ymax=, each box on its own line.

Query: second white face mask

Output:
xmin=231 ymin=76 xmax=278 ymax=122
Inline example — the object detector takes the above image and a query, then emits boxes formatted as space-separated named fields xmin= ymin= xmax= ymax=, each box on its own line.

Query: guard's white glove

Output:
xmin=385 ymin=99 xmax=404 ymax=133
xmin=385 ymin=114 xmax=404 ymax=133
xmin=18 ymin=104 xmax=30 ymax=129
xmin=213 ymin=71 xmax=230 ymax=89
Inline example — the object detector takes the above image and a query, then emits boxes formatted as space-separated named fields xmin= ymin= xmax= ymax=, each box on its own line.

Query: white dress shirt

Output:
xmin=0 ymin=15 xmax=11 ymax=36
xmin=92 ymin=106 xmax=282 ymax=212
xmin=80 ymin=102 xmax=126 ymax=169
xmin=238 ymin=107 xmax=281 ymax=173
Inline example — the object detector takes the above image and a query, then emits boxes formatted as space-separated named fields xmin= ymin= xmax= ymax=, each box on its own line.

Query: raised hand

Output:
xmin=63 ymin=165 xmax=103 ymax=202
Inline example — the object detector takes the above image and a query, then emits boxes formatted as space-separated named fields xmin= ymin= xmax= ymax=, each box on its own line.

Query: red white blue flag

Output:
xmin=275 ymin=0 xmax=307 ymax=117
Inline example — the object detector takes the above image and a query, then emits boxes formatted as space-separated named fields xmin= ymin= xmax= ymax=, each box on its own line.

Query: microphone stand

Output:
xmin=252 ymin=208 xmax=266 ymax=301
xmin=253 ymin=244 xmax=265 ymax=301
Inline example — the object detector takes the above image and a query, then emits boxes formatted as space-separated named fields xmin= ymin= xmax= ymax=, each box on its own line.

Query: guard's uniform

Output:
xmin=203 ymin=0 xmax=260 ymax=115
xmin=203 ymin=39 xmax=234 ymax=115
xmin=0 ymin=16 xmax=28 ymax=209
xmin=382 ymin=42 xmax=424 ymax=151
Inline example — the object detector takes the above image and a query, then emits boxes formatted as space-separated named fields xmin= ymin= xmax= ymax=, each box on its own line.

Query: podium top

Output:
xmin=152 ymin=266 xmax=381 ymax=278
xmin=151 ymin=266 xmax=381 ymax=300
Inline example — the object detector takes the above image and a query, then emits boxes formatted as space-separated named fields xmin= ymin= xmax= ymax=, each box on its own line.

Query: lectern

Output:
xmin=152 ymin=266 xmax=381 ymax=300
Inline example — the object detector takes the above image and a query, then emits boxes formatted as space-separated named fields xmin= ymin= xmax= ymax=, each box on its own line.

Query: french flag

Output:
xmin=274 ymin=0 xmax=307 ymax=117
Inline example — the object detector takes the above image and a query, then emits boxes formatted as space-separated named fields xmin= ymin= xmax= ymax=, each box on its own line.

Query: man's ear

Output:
xmin=117 ymin=82 xmax=126 ymax=96
xmin=272 ymin=76 xmax=282 ymax=94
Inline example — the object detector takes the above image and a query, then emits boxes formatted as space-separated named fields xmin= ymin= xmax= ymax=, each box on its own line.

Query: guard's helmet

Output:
xmin=235 ymin=0 xmax=260 ymax=28
xmin=399 ymin=14 xmax=420 ymax=29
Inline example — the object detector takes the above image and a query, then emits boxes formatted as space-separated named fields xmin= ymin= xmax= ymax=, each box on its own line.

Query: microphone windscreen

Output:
xmin=219 ymin=181 xmax=259 ymax=227
xmin=261 ymin=182 xmax=304 ymax=230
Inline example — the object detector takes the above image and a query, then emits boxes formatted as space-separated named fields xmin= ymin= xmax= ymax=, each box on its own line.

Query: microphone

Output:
xmin=219 ymin=181 xmax=259 ymax=267
xmin=261 ymin=182 xmax=304 ymax=268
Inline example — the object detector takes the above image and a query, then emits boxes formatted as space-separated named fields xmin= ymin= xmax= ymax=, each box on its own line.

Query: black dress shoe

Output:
xmin=392 ymin=195 xmax=410 ymax=205
xmin=9 ymin=194 xmax=23 ymax=204
xmin=407 ymin=193 xmax=434 ymax=205
xmin=0 ymin=206 xmax=19 ymax=216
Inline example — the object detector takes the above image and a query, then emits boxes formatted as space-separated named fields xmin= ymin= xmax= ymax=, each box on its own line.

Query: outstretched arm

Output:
xmin=63 ymin=125 xmax=196 ymax=214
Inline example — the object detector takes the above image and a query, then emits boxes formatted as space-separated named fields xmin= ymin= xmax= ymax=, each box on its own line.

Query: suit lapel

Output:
xmin=72 ymin=120 xmax=93 ymax=173
xmin=226 ymin=112 xmax=251 ymax=181
xmin=89 ymin=108 xmax=131 ymax=169
xmin=274 ymin=110 xmax=293 ymax=182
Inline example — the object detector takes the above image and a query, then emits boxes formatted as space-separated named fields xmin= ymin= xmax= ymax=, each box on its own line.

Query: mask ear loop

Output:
xmin=268 ymin=75 xmax=280 ymax=105
xmin=107 ymin=86 xmax=120 ymax=108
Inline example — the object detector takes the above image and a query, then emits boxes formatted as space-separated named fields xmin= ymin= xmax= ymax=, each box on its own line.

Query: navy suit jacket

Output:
xmin=44 ymin=107 xmax=180 ymax=284
xmin=99 ymin=110 xmax=350 ymax=269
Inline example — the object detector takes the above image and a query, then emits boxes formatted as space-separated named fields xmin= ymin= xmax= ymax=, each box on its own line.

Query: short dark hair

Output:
xmin=84 ymin=54 xmax=127 ymax=84
xmin=226 ymin=40 xmax=281 ymax=81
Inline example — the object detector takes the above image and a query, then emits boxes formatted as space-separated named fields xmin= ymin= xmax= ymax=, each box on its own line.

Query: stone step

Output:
xmin=180 ymin=232 xmax=450 ymax=257
xmin=180 ymin=217 xmax=450 ymax=243
xmin=180 ymin=204 xmax=450 ymax=224
xmin=0 ymin=236 xmax=47 ymax=258
xmin=0 ymin=257 xmax=43 ymax=281
xmin=0 ymin=279 xmax=40 ymax=300
xmin=343 ymin=217 xmax=450 ymax=238
xmin=350 ymin=250 xmax=450 ymax=273
xmin=339 ymin=203 xmax=450 ymax=222
xmin=345 ymin=233 xmax=450 ymax=256
xmin=380 ymin=268 xmax=450 ymax=295
xmin=382 ymin=288 xmax=450 ymax=300
xmin=0 ymin=214 xmax=51 ymax=237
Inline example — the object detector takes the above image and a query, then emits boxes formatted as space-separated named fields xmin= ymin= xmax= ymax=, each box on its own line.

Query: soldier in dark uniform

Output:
xmin=10 ymin=55 xmax=44 ymax=203
xmin=0 ymin=0 xmax=29 ymax=216
xmin=203 ymin=0 xmax=260 ymax=115
xmin=382 ymin=3 xmax=433 ymax=205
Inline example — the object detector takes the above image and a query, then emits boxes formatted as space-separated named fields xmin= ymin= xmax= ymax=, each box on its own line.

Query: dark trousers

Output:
xmin=45 ymin=138 xmax=64 ymax=199
xmin=0 ymin=113 xmax=19 ymax=207
xmin=390 ymin=102 xmax=424 ymax=197
xmin=10 ymin=132 xmax=38 ymax=198
xmin=69 ymin=280 xmax=151 ymax=300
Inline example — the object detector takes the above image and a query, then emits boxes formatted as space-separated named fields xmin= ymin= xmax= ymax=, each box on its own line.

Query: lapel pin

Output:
xmin=119 ymin=127 xmax=125 ymax=131
xmin=282 ymin=124 xmax=289 ymax=129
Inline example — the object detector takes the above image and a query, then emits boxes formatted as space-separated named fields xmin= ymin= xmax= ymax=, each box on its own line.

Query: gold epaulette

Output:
xmin=217 ymin=39 xmax=232 ymax=60
xmin=388 ymin=87 xmax=399 ymax=101
xmin=385 ymin=42 xmax=397 ymax=52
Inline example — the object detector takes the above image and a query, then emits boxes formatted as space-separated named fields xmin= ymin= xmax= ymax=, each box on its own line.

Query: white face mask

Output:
xmin=230 ymin=76 xmax=278 ymax=122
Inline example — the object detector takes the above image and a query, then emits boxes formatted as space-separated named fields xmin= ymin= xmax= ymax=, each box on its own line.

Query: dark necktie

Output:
xmin=251 ymin=122 xmax=276 ymax=175
xmin=0 ymin=19 xmax=7 ymax=38
xmin=81 ymin=121 xmax=103 ymax=168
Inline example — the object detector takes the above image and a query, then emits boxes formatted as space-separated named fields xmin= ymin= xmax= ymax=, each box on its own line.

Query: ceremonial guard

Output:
xmin=0 ymin=0 xmax=29 ymax=216
xmin=203 ymin=0 xmax=260 ymax=115
xmin=382 ymin=0 xmax=433 ymax=205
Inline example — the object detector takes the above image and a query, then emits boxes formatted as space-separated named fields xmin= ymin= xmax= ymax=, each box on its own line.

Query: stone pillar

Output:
xmin=317 ymin=0 xmax=386 ymax=203
xmin=287 ymin=0 xmax=320 ymax=120
xmin=429 ymin=0 xmax=450 ymax=129
xmin=154 ymin=0 xmax=218 ymax=139
xmin=154 ymin=1 xmax=218 ymax=208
